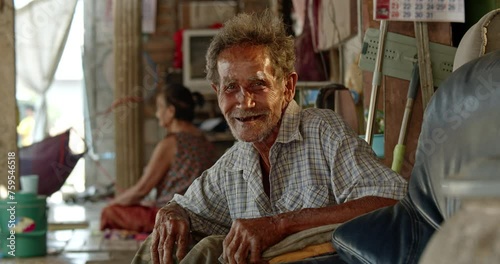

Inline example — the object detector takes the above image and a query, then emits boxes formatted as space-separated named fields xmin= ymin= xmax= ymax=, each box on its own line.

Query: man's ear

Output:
xmin=211 ymin=83 xmax=218 ymax=93
xmin=284 ymin=72 xmax=298 ymax=102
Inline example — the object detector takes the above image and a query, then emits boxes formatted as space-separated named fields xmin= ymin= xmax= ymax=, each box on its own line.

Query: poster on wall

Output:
xmin=143 ymin=0 xmax=157 ymax=33
xmin=374 ymin=0 xmax=465 ymax=22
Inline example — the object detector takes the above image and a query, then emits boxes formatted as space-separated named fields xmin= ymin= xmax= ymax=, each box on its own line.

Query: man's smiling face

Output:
xmin=211 ymin=45 xmax=292 ymax=143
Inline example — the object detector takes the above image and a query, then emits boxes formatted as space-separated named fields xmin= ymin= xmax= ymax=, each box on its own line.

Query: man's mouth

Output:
xmin=235 ymin=115 xmax=263 ymax=122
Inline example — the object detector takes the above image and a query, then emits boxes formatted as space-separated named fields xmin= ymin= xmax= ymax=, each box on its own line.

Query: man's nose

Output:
xmin=236 ymin=89 xmax=255 ymax=109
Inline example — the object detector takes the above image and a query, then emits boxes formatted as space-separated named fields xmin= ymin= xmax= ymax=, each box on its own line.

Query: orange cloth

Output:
xmin=100 ymin=204 xmax=159 ymax=233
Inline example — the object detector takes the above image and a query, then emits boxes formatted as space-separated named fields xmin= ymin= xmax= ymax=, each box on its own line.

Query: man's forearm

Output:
xmin=274 ymin=196 xmax=398 ymax=236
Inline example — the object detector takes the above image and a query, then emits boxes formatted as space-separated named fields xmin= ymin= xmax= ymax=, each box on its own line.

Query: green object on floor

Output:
xmin=0 ymin=192 xmax=47 ymax=258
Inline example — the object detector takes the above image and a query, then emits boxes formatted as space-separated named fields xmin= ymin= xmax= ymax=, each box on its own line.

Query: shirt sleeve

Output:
xmin=323 ymin=121 xmax=408 ymax=203
xmin=171 ymin=168 xmax=232 ymax=236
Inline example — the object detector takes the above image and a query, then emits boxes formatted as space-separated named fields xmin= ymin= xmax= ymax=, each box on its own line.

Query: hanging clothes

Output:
xmin=293 ymin=0 xmax=330 ymax=81
xmin=298 ymin=0 xmax=355 ymax=51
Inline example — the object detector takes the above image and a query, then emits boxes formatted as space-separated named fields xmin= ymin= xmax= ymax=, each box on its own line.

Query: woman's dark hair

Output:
xmin=160 ymin=83 xmax=204 ymax=122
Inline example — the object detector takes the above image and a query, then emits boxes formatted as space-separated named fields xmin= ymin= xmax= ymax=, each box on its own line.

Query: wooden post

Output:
xmin=0 ymin=0 xmax=19 ymax=194
xmin=113 ymin=0 xmax=144 ymax=190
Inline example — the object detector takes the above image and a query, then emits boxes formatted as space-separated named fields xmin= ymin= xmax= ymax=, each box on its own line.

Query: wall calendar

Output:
xmin=374 ymin=0 xmax=465 ymax=22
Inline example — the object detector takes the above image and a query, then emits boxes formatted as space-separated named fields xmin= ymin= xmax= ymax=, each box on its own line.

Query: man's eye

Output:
xmin=253 ymin=81 xmax=265 ymax=87
xmin=224 ymin=84 xmax=236 ymax=92
xmin=250 ymin=81 xmax=267 ymax=91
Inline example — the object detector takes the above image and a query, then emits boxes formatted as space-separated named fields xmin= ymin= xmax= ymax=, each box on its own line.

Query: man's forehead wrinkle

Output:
xmin=217 ymin=47 xmax=275 ymax=85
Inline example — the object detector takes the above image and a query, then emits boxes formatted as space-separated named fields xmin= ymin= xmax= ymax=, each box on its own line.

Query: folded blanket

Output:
xmin=218 ymin=224 xmax=340 ymax=264
xmin=263 ymin=224 xmax=339 ymax=263
xmin=268 ymin=242 xmax=334 ymax=264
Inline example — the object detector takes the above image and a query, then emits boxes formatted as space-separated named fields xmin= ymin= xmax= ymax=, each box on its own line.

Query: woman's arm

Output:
xmin=110 ymin=136 xmax=176 ymax=206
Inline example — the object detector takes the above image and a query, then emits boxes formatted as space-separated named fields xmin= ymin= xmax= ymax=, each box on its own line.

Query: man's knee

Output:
xmin=180 ymin=235 xmax=225 ymax=264
xmin=132 ymin=234 xmax=154 ymax=264
xmin=132 ymin=234 xmax=226 ymax=264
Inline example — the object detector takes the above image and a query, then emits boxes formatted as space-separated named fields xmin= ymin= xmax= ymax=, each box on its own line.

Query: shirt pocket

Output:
xmin=274 ymin=185 xmax=332 ymax=212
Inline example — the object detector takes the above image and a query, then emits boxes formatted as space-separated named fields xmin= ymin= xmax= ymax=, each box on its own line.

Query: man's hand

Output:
xmin=150 ymin=203 xmax=191 ymax=264
xmin=222 ymin=216 xmax=284 ymax=264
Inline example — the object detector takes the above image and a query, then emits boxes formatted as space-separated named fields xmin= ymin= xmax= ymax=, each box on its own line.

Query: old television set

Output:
xmin=182 ymin=29 xmax=220 ymax=94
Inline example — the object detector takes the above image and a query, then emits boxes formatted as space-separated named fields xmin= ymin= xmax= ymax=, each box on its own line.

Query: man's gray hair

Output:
xmin=205 ymin=9 xmax=296 ymax=85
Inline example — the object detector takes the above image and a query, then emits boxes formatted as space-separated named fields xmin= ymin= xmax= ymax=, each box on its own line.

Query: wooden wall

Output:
xmin=362 ymin=0 xmax=453 ymax=179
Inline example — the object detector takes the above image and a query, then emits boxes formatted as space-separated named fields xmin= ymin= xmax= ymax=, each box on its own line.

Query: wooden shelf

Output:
xmin=296 ymin=81 xmax=332 ymax=88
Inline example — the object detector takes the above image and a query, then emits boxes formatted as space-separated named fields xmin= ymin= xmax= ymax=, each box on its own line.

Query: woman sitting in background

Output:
xmin=100 ymin=83 xmax=217 ymax=233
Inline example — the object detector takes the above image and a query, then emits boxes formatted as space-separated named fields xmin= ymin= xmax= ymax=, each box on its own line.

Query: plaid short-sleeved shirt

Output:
xmin=172 ymin=100 xmax=408 ymax=236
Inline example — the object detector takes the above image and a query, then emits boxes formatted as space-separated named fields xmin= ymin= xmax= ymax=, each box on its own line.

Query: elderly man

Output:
xmin=133 ymin=9 xmax=407 ymax=264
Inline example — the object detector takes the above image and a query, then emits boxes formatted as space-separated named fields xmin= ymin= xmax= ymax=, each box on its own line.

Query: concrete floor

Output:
xmin=1 ymin=201 xmax=141 ymax=263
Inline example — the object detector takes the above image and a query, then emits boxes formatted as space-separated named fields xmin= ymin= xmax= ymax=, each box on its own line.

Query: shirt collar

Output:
xmin=276 ymin=100 xmax=303 ymax=143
